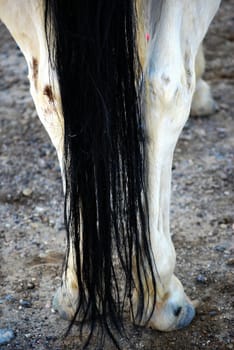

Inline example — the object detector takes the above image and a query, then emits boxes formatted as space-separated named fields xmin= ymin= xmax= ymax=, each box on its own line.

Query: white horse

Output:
xmin=0 ymin=0 xmax=221 ymax=347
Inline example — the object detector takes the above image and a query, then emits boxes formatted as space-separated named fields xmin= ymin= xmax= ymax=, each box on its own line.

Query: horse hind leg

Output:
xmin=132 ymin=0 xmax=221 ymax=331
xmin=132 ymin=63 xmax=196 ymax=330
xmin=29 ymin=65 xmax=80 ymax=321
xmin=33 ymin=85 xmax=79 ymax=320
xmin=15 ymin=31 xmax=80 ymax=320
xmin=34 ymin=91 xmax=79 ymax=320
xmin=1 ymin=5 xmax=80 ymax=321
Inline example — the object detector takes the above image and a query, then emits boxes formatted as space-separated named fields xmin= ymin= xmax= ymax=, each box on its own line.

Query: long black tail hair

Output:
xmin=44 ymin=1 xmax=156 ymax=348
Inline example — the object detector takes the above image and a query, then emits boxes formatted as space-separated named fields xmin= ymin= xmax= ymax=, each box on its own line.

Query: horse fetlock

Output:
xmin=132 ymin=275 xmax=195 ymax=331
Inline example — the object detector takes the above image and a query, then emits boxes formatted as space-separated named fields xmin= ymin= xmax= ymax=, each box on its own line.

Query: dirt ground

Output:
xmin=0 ymin=2 xmax=233 ymax=350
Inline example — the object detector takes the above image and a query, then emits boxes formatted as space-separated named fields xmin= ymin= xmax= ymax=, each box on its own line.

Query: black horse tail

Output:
xmin=44 ymin=1 xmax=156 ymax=348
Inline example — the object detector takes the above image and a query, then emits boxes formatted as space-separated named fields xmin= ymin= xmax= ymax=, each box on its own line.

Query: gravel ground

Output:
xmin=0 ymin=2 xmax=233 ymax=349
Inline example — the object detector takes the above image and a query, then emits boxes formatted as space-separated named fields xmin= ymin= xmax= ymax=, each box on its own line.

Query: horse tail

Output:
xmin=44 ymin=1 xmax=156 ymax=348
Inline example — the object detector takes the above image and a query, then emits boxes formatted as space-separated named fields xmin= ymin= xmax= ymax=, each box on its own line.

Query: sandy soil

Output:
xmin=0 ymin=2 xmax=233 ymax=349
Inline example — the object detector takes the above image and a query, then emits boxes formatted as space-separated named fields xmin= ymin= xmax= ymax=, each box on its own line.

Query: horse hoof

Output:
xmin=145 ymin=297 xmax=196 ymax=331
xmin=191 ymin=99 xmax=218 ymax=117
xmin=132 ymin=275 xmax=196 ymax=331
xmin=176 ymin=303 xmax=195 ymax=329
xmin=52 ymin=284 xmax=78 ymax=321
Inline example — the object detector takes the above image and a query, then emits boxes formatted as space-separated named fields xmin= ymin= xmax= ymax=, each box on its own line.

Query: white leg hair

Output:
xmin=133 ymin=0 xmax=221 ymax=330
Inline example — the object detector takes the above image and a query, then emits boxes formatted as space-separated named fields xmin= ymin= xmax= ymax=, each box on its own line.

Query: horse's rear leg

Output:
xmin=33 ymin=92 xmax=79 ymax=320
xmin=133 ymin=65 xmax=196 ymax=329
xmin=28 ymin=64 xmax=79 ymax=321
xmin=0 ymin=2 xmax=80 ymax=320
xmin=133 ymin=0 xmax=221 ymax=331
xmin=0 ymin=0 xmax=79 ymax=320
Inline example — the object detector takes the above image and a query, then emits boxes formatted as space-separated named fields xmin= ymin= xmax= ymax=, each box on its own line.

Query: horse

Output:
xmin=0 ymin=0 xmax=221 ymax=348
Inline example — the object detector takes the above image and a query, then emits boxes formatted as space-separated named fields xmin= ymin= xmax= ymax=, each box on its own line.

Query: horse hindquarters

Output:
xmin=0 ymin=0 xmax=221 ymax=343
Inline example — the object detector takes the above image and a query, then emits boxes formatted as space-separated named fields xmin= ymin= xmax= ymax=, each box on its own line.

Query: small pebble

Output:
xmin=45 ymin=302 xmax=51 ymax=309
xmin=196 ymin=274 xmax=207 ymax=284
xmin=22 ymin=188 xmax=33 ymax=197
xmin=35 ymin=206 xmax=45 ymax=213
xmin=19 ymin=299 xmax=32 ymax=308
xmin=219 ymin=223 xmax=227 ymax=229
xmin=24 ymin=333 xmax=31 ymax=338
xmin=226 ymin=258 xmax=234 ymax=266
xmin=209 ymin=310 xmax=218 ymax=317
xmin=0 ymin=295 xmax=15 ymax=304
xmin=215 ymin=245 xmax=226 ymax=252
xmin=5 ymin=294 xmax=15 ymax=302
xmin=27 ymin=282 xmax=35 ymax=290
xmin=0 ymin=329 xmax=15 ymax=345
